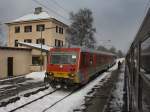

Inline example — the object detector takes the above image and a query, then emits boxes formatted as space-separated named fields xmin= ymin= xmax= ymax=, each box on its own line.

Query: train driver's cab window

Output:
xmin=51 ymin=52 xmax=77 ymax=64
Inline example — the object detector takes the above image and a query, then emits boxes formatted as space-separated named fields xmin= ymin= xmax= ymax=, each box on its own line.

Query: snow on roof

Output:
xmin=18 ymin=41 xmax=52 ymax=51
xmin=11 ymin=12 xmax=51 ymax=23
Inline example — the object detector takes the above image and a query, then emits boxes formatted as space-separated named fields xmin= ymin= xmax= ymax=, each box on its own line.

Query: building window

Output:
xmin=15 ymin=26 xmax=20 ymax=33
xmin=59 ymin=27 xmax=61 ymax=34
xmin=15 ymin=40 xmax=18 ymax=47
xmin=36 ymin=24 xmax=45 ymax=31
xmin=32 ymin=56 xmax=43 ymax=66
xmin=36 ymin=39 xmax=45 ymax=44
xmin=24 ymin=39 xmax=32 ymax=43
xmin=62 ymin=28 xmax=63 ymax=34
xmin=24 ymin=26 xmax=32 ymax=32
xmin=61 ymin=41 xmax=63 ymax=46
xmin=58 ymin=27 xmax=63 ymax=34
xmin=55 ymin=39 xmax=57 ymax=46
xmin=56 ymin=26 xmax=63 ymax=34
xmin=55 ymin=39 xmax=63 ymax=47
xmin=56 ymin=26 xmax=58 ymax=33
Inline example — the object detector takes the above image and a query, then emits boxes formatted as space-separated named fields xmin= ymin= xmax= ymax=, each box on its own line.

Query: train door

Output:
xmin=7 ymin=57 xmax=13 ymax=77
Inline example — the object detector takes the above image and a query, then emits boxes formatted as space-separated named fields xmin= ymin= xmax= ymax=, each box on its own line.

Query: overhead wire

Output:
xmin=44 ymin=0 xmax=70 ymax=20
xmin=50 ymin=0 xmax=70 ymax=14
xmin=32 ymin=0 xmax=70 ymax=21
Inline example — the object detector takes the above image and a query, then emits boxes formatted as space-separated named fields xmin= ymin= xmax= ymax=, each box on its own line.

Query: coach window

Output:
xmin=140 ymin=36 xmax=150 ymax=112
xmin=132 ymin=47 xmax=138 ymax=86
xmin=81 ymin=53 xmax=86 ymax=65
xmin=90 ymin=55 xmax=93 ymax=65
xmin=141 ymin=37 xmax=150 ymax=75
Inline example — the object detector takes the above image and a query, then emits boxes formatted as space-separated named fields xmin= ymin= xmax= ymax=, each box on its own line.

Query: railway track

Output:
xmin=0 ymin=83 xmax=50 ymax=107
xmin=8 ymin=88 xmax=59 ymax=112
xmin=42 ymin=87 xmax=79 ymax=112
xmin=0 ymin=80 xmax=46 ymax=101
xmin=6 ymin=86 xmax=79 ymax=112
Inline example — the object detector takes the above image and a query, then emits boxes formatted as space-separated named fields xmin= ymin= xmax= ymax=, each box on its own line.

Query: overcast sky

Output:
xmin=0 ymin=0 xmax=149 ymax=52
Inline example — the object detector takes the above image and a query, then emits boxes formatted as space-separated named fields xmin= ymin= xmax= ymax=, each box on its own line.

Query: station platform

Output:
xmin=85 ymin=64 xmax=125 ymax=112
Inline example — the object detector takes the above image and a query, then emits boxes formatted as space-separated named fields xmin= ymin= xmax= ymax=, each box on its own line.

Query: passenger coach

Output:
xmin=45 ymin=47 xmax=116 ymax=88
xmin=125 ymin=8 xmax=150 ymax=112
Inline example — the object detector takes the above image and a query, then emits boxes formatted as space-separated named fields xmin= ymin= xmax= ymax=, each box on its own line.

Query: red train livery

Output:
xmin=45 ymin=47 xmax=116 ymax=87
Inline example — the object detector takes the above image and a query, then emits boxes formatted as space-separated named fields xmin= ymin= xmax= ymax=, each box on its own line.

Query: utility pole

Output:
xmin=40 ymin=27 xmax=43 ymax=71
xmin=40 ymin=26 xmax=56 ymax=71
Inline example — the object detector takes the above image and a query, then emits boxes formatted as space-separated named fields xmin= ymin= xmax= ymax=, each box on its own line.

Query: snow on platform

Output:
xmin=105 ymin=64 xmax=125 ymax=112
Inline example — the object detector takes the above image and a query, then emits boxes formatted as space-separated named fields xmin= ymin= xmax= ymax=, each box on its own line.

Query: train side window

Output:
xmin=140 ymin=37 xmax=150 ymax=112
xmin=90 ymin=55 xmax=93 ymax=65
xmin=133 ymin=47 xmax=138 ymax=86
xmin=81 ymin=52 xmax=86 ymax=65
xmin=141 ymin=37 xmax=150 ymax=75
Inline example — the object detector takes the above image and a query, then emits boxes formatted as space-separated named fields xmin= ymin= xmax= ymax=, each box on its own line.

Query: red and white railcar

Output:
xmin=45 ymin=47 xmax=116 ymax=87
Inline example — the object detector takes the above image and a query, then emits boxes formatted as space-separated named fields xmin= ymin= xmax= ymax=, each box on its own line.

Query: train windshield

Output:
xmin=50 ymin=52 xmax=77 ymax=64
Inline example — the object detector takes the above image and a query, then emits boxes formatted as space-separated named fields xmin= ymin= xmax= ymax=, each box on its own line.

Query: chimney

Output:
xmin=34 ymin=7 xmax=42 ymax=14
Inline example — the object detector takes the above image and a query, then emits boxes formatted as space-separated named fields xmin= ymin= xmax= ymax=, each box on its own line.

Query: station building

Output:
xmin=0 ymin=7 xmax=68 ymax=79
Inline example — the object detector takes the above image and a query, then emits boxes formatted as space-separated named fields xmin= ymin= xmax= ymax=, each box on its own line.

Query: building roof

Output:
xmin=0 ymin=46 xmax=31 ymax=51
xmin=12 ymin=12 xmax=50 ymax=22
xmin=6 ymin=11 xmax=68 ymax=27
xmin=18 ymin=41 xmax=52 ymax=51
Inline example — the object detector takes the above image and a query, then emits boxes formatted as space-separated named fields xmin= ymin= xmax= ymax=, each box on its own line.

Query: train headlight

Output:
xmin=68 ymin=74 xmax=75 ymax=77
xmin=49 ymin=72 xmax=53 ymax=76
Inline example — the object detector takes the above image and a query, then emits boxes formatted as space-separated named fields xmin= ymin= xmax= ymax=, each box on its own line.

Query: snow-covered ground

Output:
xmin=25 ymin=71 xmax=45 ymax=81
xmin=0 ymin=72 xmax=110 ymax=112
xmin=0 ymin=71 xmax=45 ymax=89
xmin=109 ymin=72 xmax=124 ymax=111
xmin=0 ymin=58 xmax=122 ymax=112
xmin=105 ymin=63 xmax=125 ymax=112
xmin=0 ymin=71 xmax=46 ymax=102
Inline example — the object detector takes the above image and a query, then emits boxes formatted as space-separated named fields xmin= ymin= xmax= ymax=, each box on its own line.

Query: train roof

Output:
xmin=80 ymin=47 xmax=115 ymax=56
xmin=52 ymin=45 xmax=115 ymax=56
xmin=126 ymin=8 xmax=150 ymax=55
xmin=69 ymin=45 xmax=115 ymax=56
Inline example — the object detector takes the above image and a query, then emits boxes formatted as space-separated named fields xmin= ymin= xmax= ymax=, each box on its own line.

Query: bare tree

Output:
xmin=67 ymin=8 xmax=96 ymax=48
xmin=97 ymin=45 xmax=108 ymax=52
xmin=109 ymin=46 xmax=117 ymax=54
xmin=117 ymin=50 xmax=124 ymax=58
xmin=0 ymin=39 xmax=3 ymax=46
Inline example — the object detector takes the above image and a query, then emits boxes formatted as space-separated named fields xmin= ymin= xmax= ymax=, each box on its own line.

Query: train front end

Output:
xmin=45 ymin=48 xmax=80 ymax=88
